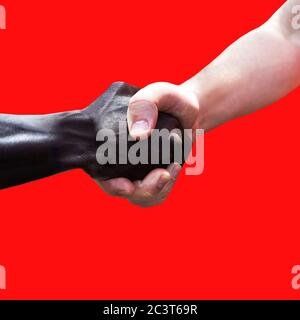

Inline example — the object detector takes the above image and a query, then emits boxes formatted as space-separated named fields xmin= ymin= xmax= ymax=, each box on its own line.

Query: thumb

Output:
xmin=127 ymin=86 xmax=159 ymax=140
xmin=127 ymin=82 xmax=199 ymax=139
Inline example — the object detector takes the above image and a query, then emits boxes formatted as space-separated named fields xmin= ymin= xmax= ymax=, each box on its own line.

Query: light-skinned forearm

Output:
xmin=182 ymin=0 xmax=300 ymax=131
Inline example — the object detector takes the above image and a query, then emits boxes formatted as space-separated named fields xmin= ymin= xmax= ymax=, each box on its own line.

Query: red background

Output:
xmin=0 ymin=0 xmax=299 ymax=299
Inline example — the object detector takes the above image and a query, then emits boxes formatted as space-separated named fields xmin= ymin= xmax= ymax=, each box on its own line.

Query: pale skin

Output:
xmin=97 ymin=0 xmax=300 ymax=208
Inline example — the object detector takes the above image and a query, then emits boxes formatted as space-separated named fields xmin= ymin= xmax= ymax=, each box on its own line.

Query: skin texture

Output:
xmin=1 ymin=1 xmax=299 ymax=207
xmin=102 ymin=0 xmax=300 ymax=207
xmin=0 ymin=82 xmax=185 ymax=190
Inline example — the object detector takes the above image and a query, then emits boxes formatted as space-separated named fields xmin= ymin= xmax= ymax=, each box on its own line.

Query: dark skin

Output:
xmin=0 ymin=82 xmax=183 ymax=190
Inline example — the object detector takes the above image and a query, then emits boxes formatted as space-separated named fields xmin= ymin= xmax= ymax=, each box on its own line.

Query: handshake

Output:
xmin=92 ymin=81 xmax=202 ymax=208
xmin=1 ymin=0 xmax=300 ymax=207
xmin=94 ymin=83 xmax=200 ymax=207
xmin=0 ymin=81 xmax=201 ymax=207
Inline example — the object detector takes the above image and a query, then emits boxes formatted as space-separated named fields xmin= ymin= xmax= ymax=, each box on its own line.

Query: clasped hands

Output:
xmin=96 ymin=82 xmax=201 ymax=208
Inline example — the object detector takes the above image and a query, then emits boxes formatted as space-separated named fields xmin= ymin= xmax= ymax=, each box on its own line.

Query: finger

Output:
xmin=159 ymin=162 xmax=182 ymax=197
xmin=127 ymin=99 xmax=158 ymax=140
xmin=128 ymin=83 xmax=199 ymax=139
xmin=128 ymin=168 xmax=172 ymax=207
xmin=95 ymin=178 xmax=135 ymax=198
xmin=128 ymin=83 xmax=172 ymax=139
xmin=129 ymin=163 xmax=182 ymax=208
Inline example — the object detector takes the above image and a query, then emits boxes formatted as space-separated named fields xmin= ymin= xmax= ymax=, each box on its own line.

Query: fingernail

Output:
xmin=171 ymin=163 xmax=181 ymax=179
xmin=157 ymin=174 xmax=170 ymax=190
xmin=130 ymin=120 xmax=149 ymax=137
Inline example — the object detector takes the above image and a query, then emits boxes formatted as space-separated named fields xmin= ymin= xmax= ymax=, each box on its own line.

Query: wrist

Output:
xmin=180 ymin=76 xmax=212 ymax=131
xmin=181 ymin=68 xmax=242 ymax=131
xmin=53 ymin=110 xmax=96 ymax=171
